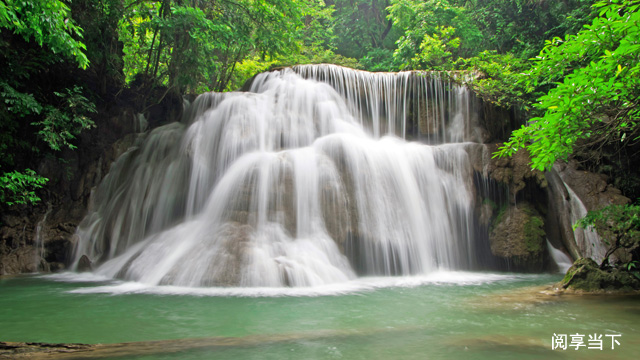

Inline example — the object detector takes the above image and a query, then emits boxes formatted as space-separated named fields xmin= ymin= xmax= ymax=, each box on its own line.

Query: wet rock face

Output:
xmin=0 ymin=215 xmax=41 ymax=274
xmin=479 ymin=103 xmax=521 ymax=144
xmin=0 ymin=91 xmax=183 ymax=276
xmin=0 ymin=211 xmax=78 ymax=275
xmin=464 ymin=143 xmax=555 ymax=271
xmin=562 ymin=258 xmax=640 ymax=291
xmin=489 ymin=203 xmax=547 ymax=272
xmin=555 ymin=160 xmax=629 ymax=210
xmin=0 ymin=246 xmax=41 ymax=275
xmin=483 ymin=145 xmax=547 ymax=202
xmin=545 ymin=160 xmax=630 ymax=263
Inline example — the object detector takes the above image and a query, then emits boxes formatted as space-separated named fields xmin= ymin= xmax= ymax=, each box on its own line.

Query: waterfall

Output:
xmin=564 ymin=185 xmax=608 ymax=264
xmin=73 ymin=65 xmax=485 ymax=287
xmin=546 ymin=240 xmax=573 ymax=273
xmin=33 ymin=204 xmax=52 ymax=271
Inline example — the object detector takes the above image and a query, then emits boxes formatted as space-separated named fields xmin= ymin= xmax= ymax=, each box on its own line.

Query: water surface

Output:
xmin=1 ymin=272 xmax=638 ymax=359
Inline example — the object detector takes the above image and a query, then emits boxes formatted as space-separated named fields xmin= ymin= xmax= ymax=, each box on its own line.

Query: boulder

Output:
xmin=489 ymin=203 xmax=547 ymax=272
xmin=561 ymin=258 xmax=640 ymax=291
xmin=77 ymin=255 xmax=92 ymax=272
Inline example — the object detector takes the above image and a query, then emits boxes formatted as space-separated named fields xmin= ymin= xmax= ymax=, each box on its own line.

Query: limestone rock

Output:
xmin=0 ymin=246 xmax=40 ymax=275
xmin=555 ymin=160 xmax=629 ymax=210
xmin=489 ymin=203 xmax=547 ymax=272
xmin=561 ymin=258 xmax=640 ymax=291
xmin=484 ymin=145 xmax=547 ymax=202
xmin=77 ymin=255 xmax=92 ymax=272
xmin=545 ymin=161 xmax=630 ymax=262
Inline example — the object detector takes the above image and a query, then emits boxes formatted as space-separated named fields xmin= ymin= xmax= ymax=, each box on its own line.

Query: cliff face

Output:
xmin=464 ymin=105 xmax=632 ymax=272
xmin=0 ymin=88 xmax=183 ymax=275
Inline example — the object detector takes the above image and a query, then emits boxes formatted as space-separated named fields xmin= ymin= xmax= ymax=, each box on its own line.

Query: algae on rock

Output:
xmin=489 ymin=203 xmax=547 ymax=272
xmin=561 ymin=258 xmax=640 ymax=291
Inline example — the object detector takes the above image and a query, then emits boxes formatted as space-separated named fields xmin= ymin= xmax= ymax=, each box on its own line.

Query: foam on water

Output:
xmin=55 ymin=271 xmax=523 ymax=298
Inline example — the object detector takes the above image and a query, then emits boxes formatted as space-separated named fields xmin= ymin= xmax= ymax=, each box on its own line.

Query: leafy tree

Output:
xmin=498 ymin=0 xmax=640 ymax=171
xmin=466 ymin=0 xmax=594 ymax=59
xmin=455 ymin=50 xmax=529 ymax=108
xmin=328 ymin=0 xmax=398 ymax=60
xmin=388 ymin=0 xmax=482 ymax=70
xmin=0 ymin=0 xmax=89 ymax=68
xmin=1 ymin=0 xmax=96 ymax=206
xmin=0 ymin=169 xmax=47 ymax=206
xmin=358 ymin=47 xmax=396 ymax=71
xmin=119 ymin=0 xmax=314 ymax=93
xmin=70 ymin=0 xmax=126 ymax=95
xmin=407 ymin=25 xmax=460 ymax=70
xmin=31 ymin=86 xmax=96 ymax=151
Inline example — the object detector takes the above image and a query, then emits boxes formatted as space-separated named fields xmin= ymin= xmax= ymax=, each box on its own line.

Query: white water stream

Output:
xmin=73 ymin=65 xmax=485 ymax=287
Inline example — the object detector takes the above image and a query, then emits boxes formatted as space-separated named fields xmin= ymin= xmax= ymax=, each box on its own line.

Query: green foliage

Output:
xmin=0 ymin=169 xmax=48 ymax=206
xmin=0 ymin=0 xmax=88 ymax=68
xmin=118 ymin=0 xmax=318 ymax=93
xmin=0 ymin=83 xmax=96 ymax=207
xmin=455 ymin=51 xmax=529 ymax=108
xmin=297 ymin=0 xmax=336 ymax=49
xmin=350 ymin=0 xmax=595 ymax=72
xmin=32 ymin=86 xmax=97 ymax=151
xmin=0 ymin=1 xmax=100 ymax=207
xmin=359 ymin=48 xmax=397 ymax=72
xmin=466 ymin=0 xmax=594 ymax=59
xmin=229 ymin=48 xmax=361 ymax=90
xmin=330 ymin=0 xmax=398 ymax=59
xmin=626 ymin=260 xmax=640 ymax=279
xmin=575 ymin=203 xmax=640 ymax=268
xmin=410 ymin=26 xmax=460 ymax=70
xmin=0 ymin=81 xmax=42 ymax=117
xmin=69 ymin=0 xmax=126 ymax=94
xmin=498 ymin=0 xmax=640 ymax=171
xmin=389 ymin=0 xmax=482 ymax=70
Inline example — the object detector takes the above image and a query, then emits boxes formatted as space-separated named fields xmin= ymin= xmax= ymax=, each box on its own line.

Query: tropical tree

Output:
xmin=466 ymin=0 xmax=594 ymax=59
xmin=498 ymin=0 xmax=640 ymax=171
xmin=388 ymin=0 xmax=482 ymax=70
xmin=328 ymin=0 xmax=397 ymax=60
xmin=0 ymin=0 xmax=94 ymax=206
xmin=118 ymin=0 xmax=317 ymax=93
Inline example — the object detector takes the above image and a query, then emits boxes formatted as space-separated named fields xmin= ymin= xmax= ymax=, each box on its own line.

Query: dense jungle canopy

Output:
xmin=0 ymin=0 xmax=639 ymax=280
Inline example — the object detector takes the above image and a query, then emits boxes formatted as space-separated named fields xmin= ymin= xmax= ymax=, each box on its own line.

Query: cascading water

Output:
xmin=546 ymin=240 xmax=573 ymax=273
xmin=73 ymin=64 xmax=486 ymax=287
xmin=34 ymin=204 xmax=52 ymax=271
xmin=564 ymin=185 xmax=607 ymax=264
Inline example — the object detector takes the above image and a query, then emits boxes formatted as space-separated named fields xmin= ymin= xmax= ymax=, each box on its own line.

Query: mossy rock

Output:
xmin=561 ymin=258 xmax=640 ymax=291
xmin=489 ymin=203 xmax=546 ymax=272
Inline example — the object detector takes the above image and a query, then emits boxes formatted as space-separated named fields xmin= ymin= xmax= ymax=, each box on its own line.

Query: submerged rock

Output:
xmin=0 ymin=341 xmax=94 ymax=358
xmin=561 ymin=258 xmax=640 ymax=291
